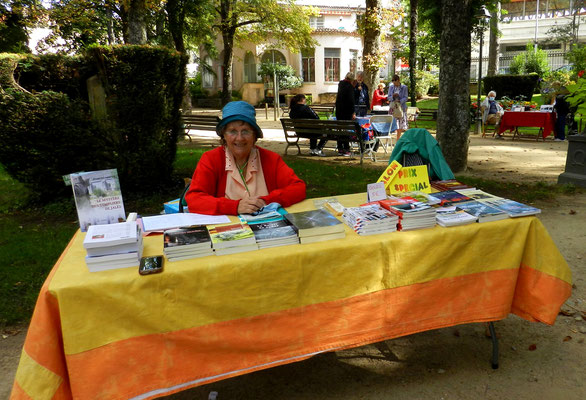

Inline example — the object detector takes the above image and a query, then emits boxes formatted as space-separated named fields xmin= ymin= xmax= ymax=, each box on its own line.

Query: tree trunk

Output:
xmin=127 ymin=0 xmax=147 ymax=44
xmin=409 ymin=0 xmax=418 ymax=105
xmin=362 ymin=0 xmax=383 ymax=103
xmin=106 ymin=6 xmax=115 ymax=45
xmin=221 ymin=31 xmax=235 ymax=106
xmin=436 ymin=0 xmax=474 ymax=173
xmin=487 ymin=3 xmax=500 ymax=76
xmin=166 ymin=0 xmax=185 ymax=53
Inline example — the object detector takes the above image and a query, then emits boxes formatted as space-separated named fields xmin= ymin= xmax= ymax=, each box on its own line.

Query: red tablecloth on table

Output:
xmin=498 ymin=111 xmax=556 ymax=138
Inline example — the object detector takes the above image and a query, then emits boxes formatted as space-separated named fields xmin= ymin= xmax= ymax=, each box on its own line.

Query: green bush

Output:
xmin=0 ymin=46 xmax=187 ymax=201
xmin=400 ymin=70 xmax=438 ymax=98
xmin=482 ymin=74 xmax=539 ymax=101
xmin=508 ymin=44 xmax=550 ymax=78
xmin=566 ymin=43 xmax=586 ymax=75
xmin=188 ymin=73 xmax=207 ymax=100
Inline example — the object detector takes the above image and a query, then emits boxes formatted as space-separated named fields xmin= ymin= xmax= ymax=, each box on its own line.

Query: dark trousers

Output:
xmin=555 ymin=115 xmax=566 ymax=140
xmin=337 ymin=140 xmax=350 ymax=151
xmin=310 ymin=138 xmax=327 ymax=150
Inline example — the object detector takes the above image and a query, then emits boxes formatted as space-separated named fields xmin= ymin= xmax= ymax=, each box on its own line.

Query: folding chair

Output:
xmin=369 ymin=115 xmax=395 ymax=154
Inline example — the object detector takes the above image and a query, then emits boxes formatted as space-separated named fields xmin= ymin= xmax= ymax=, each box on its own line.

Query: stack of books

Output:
xmin=483 ymin=198 xmax=541 ymax=217
xmin=429 ymin=190 xmax=472 ymax=206
xmin=455 ymin=200 xmax=509 ymax=223
xmin=454 ymin=188 xmax=503 ymax=202
xmin=430 ymin=179 xmax=473 ymax=191
xmin=435 ymin=206 xmax=478 ymax=227
xmin=377 ymin=198 xmax=436 ymax=231
xmin=206 ymin=222 xmax=259 ymax=255
xmin=83 ymin=221 xmax=143 ymax=272
xmin=284 ymin=209 xmax=345 ymax=244
xmin=342 ymin=204 xmax=399 ymax=235
xmin=163 ymin=226 xmax=214 ymax=261
xmin=249 ymin=220 xmax=299 ymax=249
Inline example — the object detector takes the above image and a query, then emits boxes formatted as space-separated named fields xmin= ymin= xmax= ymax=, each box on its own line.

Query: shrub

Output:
xmin=188 ymin=73 xmax=207 ymax=100
xmin=565 ymin=43 xmax=586 ymax=76
xmin=508 ymin=44 xmax=550 ymax=78
xmin=399 ymin=70 xmax=438 ymax=98
xmin=0 ymin=46 xmax=187 ymax=201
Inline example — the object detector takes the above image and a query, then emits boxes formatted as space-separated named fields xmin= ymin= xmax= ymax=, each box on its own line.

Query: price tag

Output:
xmin=367 ymin=182 xmax=387 ymax=202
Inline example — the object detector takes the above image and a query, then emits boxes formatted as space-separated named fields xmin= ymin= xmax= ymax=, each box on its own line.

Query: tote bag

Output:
xmin=392 ymin=102 xmax=404 ymax=119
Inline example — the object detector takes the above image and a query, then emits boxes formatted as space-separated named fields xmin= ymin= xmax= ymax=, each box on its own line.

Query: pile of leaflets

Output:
xmin=83 ymin=221 xmax=143 ymax=272
xmin=342 ymin=204 xmax=399 ymax=235
xmin=163 ymin=226 xmax=213 ymax=261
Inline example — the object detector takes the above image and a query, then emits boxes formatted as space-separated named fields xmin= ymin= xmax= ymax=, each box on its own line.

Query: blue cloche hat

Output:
xmin=216 ymin=101 xmax=263 ymax=139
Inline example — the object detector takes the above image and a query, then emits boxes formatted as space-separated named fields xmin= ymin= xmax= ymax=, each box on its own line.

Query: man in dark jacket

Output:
xmin=289 ymin=94 xmax=327 ymax=156
xmin=335 ymin=72 xmax=356 ymax=156
xmin=554 ymin=87 xmax=570 ymax=141
xmin=354 ymin=71 xmax=370 ymax=117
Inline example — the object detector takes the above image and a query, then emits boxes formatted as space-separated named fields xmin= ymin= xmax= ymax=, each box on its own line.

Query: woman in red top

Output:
xmin=371 ymin=82 xmax=388 ymax=109
xmin=185 ymin=101 xmax=306 ymax=215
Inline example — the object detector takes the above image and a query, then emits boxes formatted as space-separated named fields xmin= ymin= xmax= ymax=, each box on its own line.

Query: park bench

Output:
xmin=181 ymin=113 xmax=220 ymax=141
xmin=309 ymin=104 xmax=336 ymax=119
xmin=281 ymin=118 xmax=376 ymax=165
xmin=408 ymin=107 xmax=437 ymax=127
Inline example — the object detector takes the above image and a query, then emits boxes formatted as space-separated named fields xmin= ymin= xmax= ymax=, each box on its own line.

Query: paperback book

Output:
xmin=342 ymin=204 xmax=399 ymax=235
xmin=435 ymin=206 xmax=478 ymax=227
xmin=284 ymin=209 xmax=344 ymax=238
xmin=83 ymin=221 xmax=143 ymax=272
xmin=483 ymin=199 xmax=541 ymax=217
xmin=71 ymin=169 xmax=126 ymax=232
xmin=429 ymin=190 xmax=472 ymax=206
xmin=249 ymin=220 xmax=299 ymax=248
xmin=430 ymin=179 xmax=473 ymax=192
xmin=163 ymin=226 xmax=212 ymax=252
xmin=455 ymin=188 xmax=503 ymax=202
xmin=455 ymin=201 xmax=509 ymax=223
xmin=206 ymin=222 xmax=257 ymax=250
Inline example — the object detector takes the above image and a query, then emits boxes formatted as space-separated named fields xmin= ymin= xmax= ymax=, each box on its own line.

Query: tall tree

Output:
xmin=126 ymin=0 xmax=146 ymax=44
xmin=408 ymin=0 xmax=418 ymax=106
xmin=359 ymin=0 xmax=402 ymax=103
xmin=435 ymin=0 xmax=476 ymax=172
xmin=486 ymin=2 xmax=499 ymax=76
xmin=0 ymin=0 xmax=44 ymax=53
xmin=214 ymin=0 xmax=315 ymax=106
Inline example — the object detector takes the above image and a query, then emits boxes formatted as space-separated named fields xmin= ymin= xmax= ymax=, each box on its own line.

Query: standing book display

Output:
xmin=70 ymin=169 xmax=126 ymax=232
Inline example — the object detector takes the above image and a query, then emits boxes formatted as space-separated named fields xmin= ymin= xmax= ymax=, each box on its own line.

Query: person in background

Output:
xmin=553 ymin=86 xmax=570 ymax=141
xmin=335 ymin=71 xmax=356 ymax=157
xmin=185 ymin=101 xmax=306 ymax=215
xmin=371 ymin=82 xmax=388 ymax=109
xmin=481 ymin=90 xmax=504 ymax=139
xmin=354 ymin=71 xmax=370 ymax=117
xmin=387 ymin=75 xmax=408 ymax=140
xmin=289 ymin=94 xmax=327 ymax=156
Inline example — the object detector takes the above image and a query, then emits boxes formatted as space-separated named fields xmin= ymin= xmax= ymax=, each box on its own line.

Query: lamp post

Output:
xmin=475 ymin=6 xmax=491 ymax=135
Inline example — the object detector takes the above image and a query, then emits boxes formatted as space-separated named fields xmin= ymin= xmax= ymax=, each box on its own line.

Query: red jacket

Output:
xmin=185 ymin=146 xmax=306 ymax=215
xmin=371 ymin=89 xmax=388 ymax=109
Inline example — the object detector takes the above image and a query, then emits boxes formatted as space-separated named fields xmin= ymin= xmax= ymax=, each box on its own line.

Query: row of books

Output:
xmin=82 ymin=221 xmax=143 ymax=272
xmin=163 ymin=208 xmax=346 ymax=261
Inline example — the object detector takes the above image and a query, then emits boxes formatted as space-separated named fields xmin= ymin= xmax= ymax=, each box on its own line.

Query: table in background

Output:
xmin=498 ymin=111 xmax=556 ymax=140
xmin=11 ymin=193 xmax=571 ymax=400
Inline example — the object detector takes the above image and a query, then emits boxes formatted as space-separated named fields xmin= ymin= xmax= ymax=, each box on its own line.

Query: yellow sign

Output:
xmin=377 ymin=160 xmax=402 ymax=188
xmin=388 ymin=165 xmax=431 ymax=194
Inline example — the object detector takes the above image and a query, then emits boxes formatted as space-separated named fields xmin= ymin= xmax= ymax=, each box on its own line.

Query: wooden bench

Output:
xmin=281 ymin=118 xmax=374 ymax=165
xmin=309 ymin=104 xmax=336 ymax=119
xmin=408 ymin=107 xmax=437 ymax=127
xmin=181 ymin=113 xmax=220 ymax=141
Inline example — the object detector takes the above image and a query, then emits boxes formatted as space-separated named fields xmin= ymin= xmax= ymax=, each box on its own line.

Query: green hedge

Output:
xmin=482 ymin=74 xmax=539 ymax=101
xmin=0 ymin=46 xmax=187 ymax=201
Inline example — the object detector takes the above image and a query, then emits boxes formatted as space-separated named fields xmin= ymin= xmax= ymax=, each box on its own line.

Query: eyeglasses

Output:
xmin=225 ymin=130 xmax=254 ymax=138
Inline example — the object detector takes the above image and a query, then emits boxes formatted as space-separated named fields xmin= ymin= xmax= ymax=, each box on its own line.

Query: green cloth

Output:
xmin=388 ymin=128 xmax=455 ymax=180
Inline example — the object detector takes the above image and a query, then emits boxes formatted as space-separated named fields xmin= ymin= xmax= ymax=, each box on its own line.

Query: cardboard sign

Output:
xmin=367 ymin=182 xmax=387 ymax=202
xmin=388 ymin=165 xmax=431 ymax=194
xmin=377 ymin=160 xmax=402 ymax=188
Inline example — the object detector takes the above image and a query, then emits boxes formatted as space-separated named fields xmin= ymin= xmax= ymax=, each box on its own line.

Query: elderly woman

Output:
xmin=371 ymin=82 xmax=388 ymax=109
xmin=185 ymin=101 xmax=306 ymax=215
xmin=388 ymin=75 xmax=408 ymax=140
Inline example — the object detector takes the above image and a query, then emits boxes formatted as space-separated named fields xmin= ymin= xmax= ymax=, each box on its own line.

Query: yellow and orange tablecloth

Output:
xmin=11 ymin=193 xmax=572 ymax=400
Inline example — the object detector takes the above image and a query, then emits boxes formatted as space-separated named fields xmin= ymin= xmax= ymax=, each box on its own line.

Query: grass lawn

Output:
xmin=0 ymin=143 xmax=580 ymax=327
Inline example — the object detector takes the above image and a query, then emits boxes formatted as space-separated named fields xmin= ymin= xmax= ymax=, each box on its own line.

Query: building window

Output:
xmin=324 ymin=48 xmax=340 ymax=82
xmin=349 ymin=49 xmax=358 ymax=76
xmin=309 ymin=16 xmax=324 ymax=29
xmin=301 ymin=48 xmax=315 ymax=82
xmin=261 ymin=50 xmax=286 ymax=65
xmin=244 ymin=52 xmax=258 ymax=83
xmin=202 ymin=56 xmax=214 ymax=88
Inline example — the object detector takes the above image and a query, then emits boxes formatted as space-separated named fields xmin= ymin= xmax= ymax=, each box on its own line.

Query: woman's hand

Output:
xmin=237 ymin=197 xmax=267 ymax=214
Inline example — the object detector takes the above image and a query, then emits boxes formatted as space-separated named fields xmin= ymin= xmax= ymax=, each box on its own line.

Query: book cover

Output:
xmin=206 ymin=222 xmax=256 ymax=249
xmin=250 ymin=220 xmax=298 ymax=242
xmin=430 ymin=179 xmax=472 ymax=192
xmin=299 ymin=231 xmax=346 ymax=244
xmin=435 ymin=206 xmax=478 ymax=227
xmin=455 ymin=188 xmax=503 ymax=202
xmin=430 ymin=190 xmax=472 ymax=206
xmin=456 ymin=201 xmax=509 ymax=222
xmin=70 ymin=169 xmax=126 ymax=232
xmin=83 ymin=222 xmax=139 ymax=249
xmin=163 ymin=226 xmax=211 ymax=251
xmin=483 ymin=199 xmax=541 ymax=217
xmin=284 ymin=209 xmax=344 ymax=238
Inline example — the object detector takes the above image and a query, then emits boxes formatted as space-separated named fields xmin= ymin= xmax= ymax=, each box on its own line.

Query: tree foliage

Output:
xmin=0 ymin=0 xmax=45 ymax=53
xmin=259 ymin=61 xmax=302 ymax=90
xmin=509 ymin=43 xmax=550 ymax=78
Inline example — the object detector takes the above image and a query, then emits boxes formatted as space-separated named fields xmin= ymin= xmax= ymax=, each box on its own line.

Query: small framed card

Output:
xmin=367 ymin=182 xmax=387 ymax=202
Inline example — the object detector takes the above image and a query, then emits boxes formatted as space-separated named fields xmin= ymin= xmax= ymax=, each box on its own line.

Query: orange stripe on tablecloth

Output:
xmin=11 ymin=233 xmax=78 ymax=400
xmin=512 ymin=262 xmax=573 ymax=324
xmin=65 ymin=267 xmax=569 ymax=399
